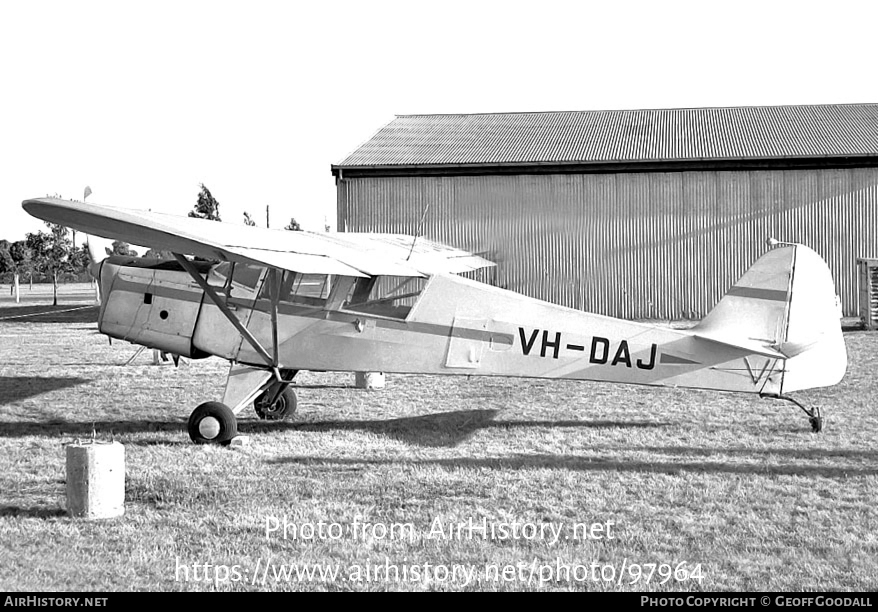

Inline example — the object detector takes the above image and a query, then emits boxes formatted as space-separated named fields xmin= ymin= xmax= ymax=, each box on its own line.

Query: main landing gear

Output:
xmin=188 ymin=402 xmax=238 ymax=445
xmin=765 ymin=394 xmax=824 ymax=433
xmin=186 ymin=377 xmax=299 ymax=444
xmin=171 ymin=257 xmax=301 ymax=445
xmin=254 ymin=381 xmax=298 ymax=421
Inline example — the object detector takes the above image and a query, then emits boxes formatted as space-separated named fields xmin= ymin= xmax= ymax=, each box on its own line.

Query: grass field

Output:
xmin=0 ymin=284 xmax=876 ymax=591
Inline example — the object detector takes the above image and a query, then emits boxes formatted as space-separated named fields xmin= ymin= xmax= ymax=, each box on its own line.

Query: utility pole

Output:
xmin=82 ymin=187 xmax=100 ymax=304
xmin=76 ymin=186 xmax=92 ymax=251
xmin=266 ymin=205 xmax=270 ymax=229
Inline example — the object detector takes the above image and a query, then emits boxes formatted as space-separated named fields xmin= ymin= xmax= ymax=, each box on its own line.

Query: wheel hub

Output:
xmin=264 ymin=398 xmax=284 ymax=415
xmin=254 ymin=385 xmax=296 ymax=421
xmin=198 ymin=416 xmax=221 ymax=439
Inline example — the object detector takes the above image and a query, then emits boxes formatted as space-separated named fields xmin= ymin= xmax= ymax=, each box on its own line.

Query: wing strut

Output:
xmin=268 ymin=268 xmax=280 ymax=364
xmin=172 ymin=253 xmax=278 ymax=369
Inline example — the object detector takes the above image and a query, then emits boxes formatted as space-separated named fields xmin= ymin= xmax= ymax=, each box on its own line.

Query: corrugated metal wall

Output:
xmin=337 ymin=168 xmax=878 ymax=319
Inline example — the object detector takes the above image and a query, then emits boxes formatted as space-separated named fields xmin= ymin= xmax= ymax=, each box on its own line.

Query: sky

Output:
xmin=1 ymin=0 xmax=876 ymax=243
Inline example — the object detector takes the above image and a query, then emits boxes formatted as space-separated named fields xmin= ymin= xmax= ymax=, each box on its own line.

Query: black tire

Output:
xmin=188 ymin=401 xmax=237 ymax=445
xmin=254 ymin=385 xmax=297 ymax=421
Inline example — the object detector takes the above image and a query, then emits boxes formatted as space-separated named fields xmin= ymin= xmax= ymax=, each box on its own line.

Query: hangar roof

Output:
xmin=333 ymin=103 xmax=878 ymax=175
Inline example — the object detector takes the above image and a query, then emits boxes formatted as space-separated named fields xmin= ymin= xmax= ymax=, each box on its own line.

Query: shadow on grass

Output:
xmin=239 ymin=409 xmax=671 ymax=448
xmin=268 ymin=453 xmax=878 ymax=478
xmin=631 ymin=444 xmax=878 ymax=460
xmin=281 ymin=409 xmax=502 ymax=447
xmin=0 ymin=409 xmax=666 ymax=447
xmin=0 ymin=420 xmax=185 ymax=438
xmin=0 ymin=305 xmax=99 ymax=324
xmin=0 ymin=376 xmax=91 ymax=404
xmin=0 ymin=505 xmax=67 ymax=518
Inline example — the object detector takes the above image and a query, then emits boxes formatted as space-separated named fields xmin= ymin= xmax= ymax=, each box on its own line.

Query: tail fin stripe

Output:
xmin=725 ymin=286 xmax=789 ymax=301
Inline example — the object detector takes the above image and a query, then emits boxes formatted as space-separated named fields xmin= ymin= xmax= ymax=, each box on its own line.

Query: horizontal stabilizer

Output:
xmin=692 ymin=333 xmax=787 ymax=359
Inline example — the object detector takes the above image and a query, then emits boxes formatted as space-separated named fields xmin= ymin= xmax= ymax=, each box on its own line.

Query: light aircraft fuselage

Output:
xmin=22 ymin=197 xmax=848 ymax=442
xmin=95 ymin=253 xmax=836 ymax=398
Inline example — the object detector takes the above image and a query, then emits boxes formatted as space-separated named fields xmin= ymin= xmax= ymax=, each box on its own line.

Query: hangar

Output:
xmin=332 ymin=104 xmax=878 ymax=320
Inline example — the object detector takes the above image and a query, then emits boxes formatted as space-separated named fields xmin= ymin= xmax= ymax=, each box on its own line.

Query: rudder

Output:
xmin=693 ymin=243 xmax=846 ymax=393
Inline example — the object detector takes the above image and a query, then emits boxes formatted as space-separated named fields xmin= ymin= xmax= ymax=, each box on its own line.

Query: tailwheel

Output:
xmin=808 ymin=407 xmax=824 ymax=433
xmin=765 ymin=394 xmax=825 ymax=434
xmin=254 ymin=383 xmax=297 ymax=421
xmin=188 ymin=401 xmax=237 ymax=445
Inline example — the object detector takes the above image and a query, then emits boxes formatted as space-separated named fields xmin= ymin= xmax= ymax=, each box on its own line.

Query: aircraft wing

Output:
xmin=22 ymin=198 xmax=494 ymax=277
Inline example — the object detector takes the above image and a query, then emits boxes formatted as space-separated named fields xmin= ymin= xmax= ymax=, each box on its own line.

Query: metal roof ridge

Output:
xmin=393 ymin=103 xmax=878 ymax=118
xmin=333 ymin=115 xmax=398 ymax=166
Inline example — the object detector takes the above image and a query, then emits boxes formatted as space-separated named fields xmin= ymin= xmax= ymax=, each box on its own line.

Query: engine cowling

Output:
xmin=97 ymin=257 xmax=210 ymax=358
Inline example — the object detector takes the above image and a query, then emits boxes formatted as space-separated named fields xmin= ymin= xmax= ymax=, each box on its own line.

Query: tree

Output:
xmin=243 ymin=212 xmax=257 ymax=226
xmin=27 ymin=223 xmax=73 ymax=306
xmin=284 ymin=217 xmax=302 ymax=231
xmin=68 ymin=244 xmax=91 ymax=275
xmin=0 ymin=240 xmax=13 ymax=282
xmin=105 ymin=241 xmax=138 ymax=257
xmin=144 ymin=248 xmax=174 ymax=260
xmin=25 ymin=230 xmax=53 ymax=286
xmin=189 ymin=183 xmax=221 ymax=221
xmin=8 ymin=241 xmax=33 ymax=301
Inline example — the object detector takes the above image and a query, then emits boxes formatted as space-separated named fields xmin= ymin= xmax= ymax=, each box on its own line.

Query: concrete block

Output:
xmin=65 ymin=441 xmax=125 ymax=519
xmin=230 ymin=436 xmax=251 ymax=448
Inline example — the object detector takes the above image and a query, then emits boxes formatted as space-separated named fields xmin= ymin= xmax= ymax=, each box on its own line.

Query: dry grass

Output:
xmin=0 ymin=285 xmax=877 ymax=591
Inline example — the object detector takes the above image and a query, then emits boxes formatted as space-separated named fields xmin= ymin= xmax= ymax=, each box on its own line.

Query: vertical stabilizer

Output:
xmin=693 ymin=243 xmax=846 ymax=393
xmin=695 ymin=245 xmax=795 ymax=347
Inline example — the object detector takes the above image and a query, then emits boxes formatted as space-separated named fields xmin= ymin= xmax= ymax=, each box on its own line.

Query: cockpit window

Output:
xmin=285 ymin=273 xmax=330 ymax=301
xmin=232 ymin=264 xmax=265 ymax=292
xmin=205 ymin=266 xmax=423 ymax=319
xmin=261 ymin=272 xmax=332 ymax=307
xmin=342 ymin=276 xmax=425 ymax=320
xmin=207 ymin=262 xmax=233 ymax=288
xmin=206 ymin=262 xmax=266 ymax=304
